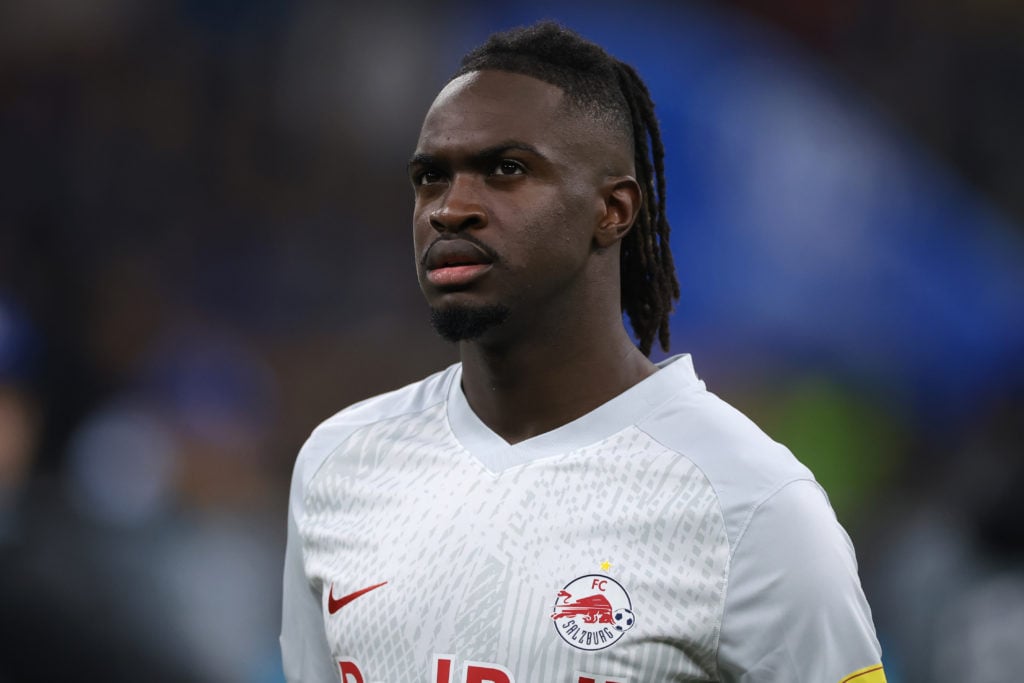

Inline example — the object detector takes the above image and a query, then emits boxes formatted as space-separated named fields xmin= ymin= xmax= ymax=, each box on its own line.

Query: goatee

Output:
xmin=429 ymin=304 xmax=510 ymax=342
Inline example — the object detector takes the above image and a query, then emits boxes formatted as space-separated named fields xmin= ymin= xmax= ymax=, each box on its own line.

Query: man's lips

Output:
xmin=426 ymin=263 xmax=492 ymax=287
xmin=423 ymin=239 xmax=495 ymax=288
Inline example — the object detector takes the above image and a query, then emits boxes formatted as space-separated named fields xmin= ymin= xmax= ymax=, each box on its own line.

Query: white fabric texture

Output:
xmin=280 ymin=355 xmax=882 ymax=682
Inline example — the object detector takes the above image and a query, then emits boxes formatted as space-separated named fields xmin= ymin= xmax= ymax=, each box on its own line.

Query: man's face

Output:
xmin=409 ymin=70 xmax=610 ymax=344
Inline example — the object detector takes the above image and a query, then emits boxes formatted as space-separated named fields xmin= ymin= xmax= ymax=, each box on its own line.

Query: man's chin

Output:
xmin=429 ymin=304 xmax=510 ymax=343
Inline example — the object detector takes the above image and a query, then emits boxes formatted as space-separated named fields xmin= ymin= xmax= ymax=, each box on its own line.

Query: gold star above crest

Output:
xmin=599 ymin=560 xmax=612 ymax=572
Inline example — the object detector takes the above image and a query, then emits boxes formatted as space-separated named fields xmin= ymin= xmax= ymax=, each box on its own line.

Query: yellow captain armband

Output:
xmin=839 ymin=664 xmax=886 ymax=683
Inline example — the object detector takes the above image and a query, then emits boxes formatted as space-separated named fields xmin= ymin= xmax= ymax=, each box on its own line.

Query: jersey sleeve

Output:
xmin=280 ymin=457 xmax=337 ymax=683
xmin=716 ymin=479 xmax=885 ymax=683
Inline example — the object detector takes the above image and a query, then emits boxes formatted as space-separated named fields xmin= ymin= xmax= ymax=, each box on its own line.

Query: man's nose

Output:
xmin=429 ymin=175 xmax=487 ymax=233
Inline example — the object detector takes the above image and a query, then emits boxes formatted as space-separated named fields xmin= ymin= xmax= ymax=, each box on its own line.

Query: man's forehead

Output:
xmin=434 ymin=70 xmax=565 ymax=108
xmin=416 ymin=70 xmax=572 ymax=151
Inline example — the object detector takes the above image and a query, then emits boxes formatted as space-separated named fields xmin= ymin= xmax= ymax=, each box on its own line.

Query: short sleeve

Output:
xmin=280 ymin=459 xmax=337 ymax=683
xmin=716 ymin=480 xmax=885 ymax=683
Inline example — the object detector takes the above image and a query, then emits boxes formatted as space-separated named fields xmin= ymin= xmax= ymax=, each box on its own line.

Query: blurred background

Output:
xmin=1 ymin=0 xmax=1022 ymax=680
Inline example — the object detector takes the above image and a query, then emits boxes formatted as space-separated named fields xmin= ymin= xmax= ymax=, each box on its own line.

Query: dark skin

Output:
xmin=410 ymin=70 xmax=656 ymax=444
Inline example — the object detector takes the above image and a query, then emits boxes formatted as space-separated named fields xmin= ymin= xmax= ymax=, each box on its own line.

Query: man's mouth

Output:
xmin=424 ymin=240 xmax=495 ymax=288
xmin=426 ymin=263 xmax=491 ymax=287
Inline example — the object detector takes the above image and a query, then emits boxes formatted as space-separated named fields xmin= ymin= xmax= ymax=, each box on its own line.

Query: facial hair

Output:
xmin=429 ymin=304 xmax=511 ymax=343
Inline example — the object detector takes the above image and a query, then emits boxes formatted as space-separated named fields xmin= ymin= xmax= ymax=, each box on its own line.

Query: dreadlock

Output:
xmin=453 ymin=21 xmax=680 ymax=356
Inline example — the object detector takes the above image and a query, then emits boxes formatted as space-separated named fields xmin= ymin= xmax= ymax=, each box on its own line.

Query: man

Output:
xmin=281 ymin=21 xmax=885 ymax=683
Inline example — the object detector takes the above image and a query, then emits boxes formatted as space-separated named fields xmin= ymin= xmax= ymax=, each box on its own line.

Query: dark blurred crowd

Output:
xmin=2 ymin=1 xmax=456 ymax=679
xmin=0 ymin=1 xmax=1021 ymax=681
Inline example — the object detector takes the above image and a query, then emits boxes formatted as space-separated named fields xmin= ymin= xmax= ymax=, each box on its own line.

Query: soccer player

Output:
xmin=281 ymin=21 xmax=886 ymax=683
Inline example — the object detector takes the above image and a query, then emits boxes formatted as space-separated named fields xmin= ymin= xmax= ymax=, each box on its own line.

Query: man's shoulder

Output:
xmin=291 ymin=363 xmax=459 ymax=489
xmin=315 ymin=363 xmax=457 ymax=434
xmin=639 ymin=380 xmax=810 ymax=482
xmin=637 ymin=380 xmax=815 ymax=547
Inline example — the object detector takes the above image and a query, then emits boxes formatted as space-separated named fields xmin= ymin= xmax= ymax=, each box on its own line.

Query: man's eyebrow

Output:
xmin=476 ymin=141 xmax=546 ymax=159
xmin=408 ymin=152 xmax=435 ymax=169
xmin=407 ymin=141 xmax=546 ymax=169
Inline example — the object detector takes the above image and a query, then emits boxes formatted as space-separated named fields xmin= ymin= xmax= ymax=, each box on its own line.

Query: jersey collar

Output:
xmin=446 ymin=353 xmax=703 ymax=472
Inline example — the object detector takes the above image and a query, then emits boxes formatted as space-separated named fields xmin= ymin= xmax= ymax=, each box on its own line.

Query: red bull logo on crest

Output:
xmin=551 ymin=574 xmax=635 ymax=651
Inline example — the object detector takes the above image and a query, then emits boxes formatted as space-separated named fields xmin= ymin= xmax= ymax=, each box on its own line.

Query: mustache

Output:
xmin=421 ymin=235 xmax=500 ymax=267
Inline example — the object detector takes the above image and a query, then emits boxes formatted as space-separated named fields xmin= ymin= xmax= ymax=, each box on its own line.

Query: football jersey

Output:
xmin=280 ymin=355 xmax=885 ymax=683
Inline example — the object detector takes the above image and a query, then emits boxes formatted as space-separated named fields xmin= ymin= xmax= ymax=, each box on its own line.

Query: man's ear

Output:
xmin=595 ymin=176 xmax=642 ymax=248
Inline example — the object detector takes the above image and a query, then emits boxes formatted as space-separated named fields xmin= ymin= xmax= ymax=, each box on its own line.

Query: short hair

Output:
xmin=453 ymin=21 xmax=680 ymax=356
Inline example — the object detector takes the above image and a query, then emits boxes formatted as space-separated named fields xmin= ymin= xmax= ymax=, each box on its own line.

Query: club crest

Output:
xmin=551 ymin=574 xmax=635 ymax=651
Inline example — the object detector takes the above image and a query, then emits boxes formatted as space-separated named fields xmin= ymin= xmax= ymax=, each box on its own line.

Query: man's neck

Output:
xmin=457 ymin=328 xmax=657 ymax=445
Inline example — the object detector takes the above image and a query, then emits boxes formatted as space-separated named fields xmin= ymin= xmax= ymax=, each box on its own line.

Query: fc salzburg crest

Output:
xmin=551 ymin=574 xmax=635 ymax=651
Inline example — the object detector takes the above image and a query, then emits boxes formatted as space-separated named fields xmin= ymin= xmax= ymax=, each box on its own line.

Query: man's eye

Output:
xmin=417 ymin=169 xmax=443 ymax=185
xmin=494 ymin=159 xmax=525 ymax=176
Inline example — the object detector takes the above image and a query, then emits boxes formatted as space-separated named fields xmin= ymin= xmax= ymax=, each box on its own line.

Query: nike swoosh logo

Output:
xmin=328 ymin=581 xmax=388 ymax=614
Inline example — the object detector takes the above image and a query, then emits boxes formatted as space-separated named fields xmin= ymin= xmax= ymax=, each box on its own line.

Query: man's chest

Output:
xmin=299 ymin=427 xmax=730 ymax=682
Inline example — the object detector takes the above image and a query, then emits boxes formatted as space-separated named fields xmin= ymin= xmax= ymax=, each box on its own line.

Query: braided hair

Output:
xmin=453 ymin=21 xmax=680 ymax=356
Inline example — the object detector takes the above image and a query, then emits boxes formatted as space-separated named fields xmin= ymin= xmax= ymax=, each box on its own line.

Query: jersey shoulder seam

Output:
xmin=729 ymin=477 xmax=825 ymax=563
xmin=713 ymin=477 xmax=826 ymax=678
xmin=633 ymin=423 xmax=730 ymax=681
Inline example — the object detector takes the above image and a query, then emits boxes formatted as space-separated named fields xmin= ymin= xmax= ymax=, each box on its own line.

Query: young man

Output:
xmin=281 ymin=22 xmax=885 ymax=683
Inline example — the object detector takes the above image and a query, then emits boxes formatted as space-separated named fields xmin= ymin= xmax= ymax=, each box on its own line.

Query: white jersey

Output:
xmin=281 ymin=355 xmax=885 ymax=683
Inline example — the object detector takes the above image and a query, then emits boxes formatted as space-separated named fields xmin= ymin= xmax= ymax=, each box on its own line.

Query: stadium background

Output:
xmin=1 ymin=0 xmax=1022 ymax=680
